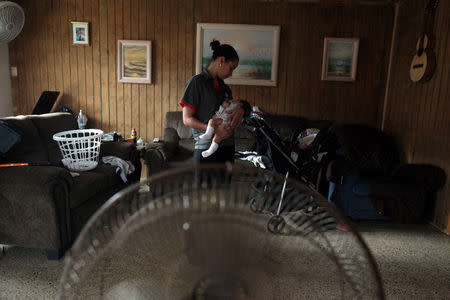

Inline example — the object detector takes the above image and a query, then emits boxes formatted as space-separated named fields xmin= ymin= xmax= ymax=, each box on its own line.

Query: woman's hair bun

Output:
xmin=210 ymin=39 xmax=221 ymax=51
xmin=209 ymin=39 xmax=239 ymax=62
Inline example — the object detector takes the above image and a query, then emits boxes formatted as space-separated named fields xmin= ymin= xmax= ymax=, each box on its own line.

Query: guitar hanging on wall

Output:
xmin=409 ymin=0 xmax=439 ymax=83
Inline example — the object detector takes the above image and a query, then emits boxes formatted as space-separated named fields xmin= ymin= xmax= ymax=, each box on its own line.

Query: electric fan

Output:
xmin=0 ymin=1 xmax=25 ymax=43
xmin=59 ymin=164 xmax=384 ymax=299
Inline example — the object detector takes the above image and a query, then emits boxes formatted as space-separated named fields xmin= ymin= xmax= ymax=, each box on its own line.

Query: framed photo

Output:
xmin=321 ymin=37 xmax=359 ymax=82
xmin=71 ymin=22 xmax=89 ymax=45
xmin=117 ymin=40 xmax=152 ymax=84
xmin=196 ymin=23 xmax=280 ymax=86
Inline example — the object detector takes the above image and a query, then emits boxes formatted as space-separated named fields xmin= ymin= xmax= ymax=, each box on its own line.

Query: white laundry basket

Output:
xmin=53 ymin=129 xmax=104 ymax=171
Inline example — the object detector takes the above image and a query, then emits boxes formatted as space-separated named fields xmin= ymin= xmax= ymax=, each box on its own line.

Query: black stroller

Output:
xmin=242 ymin=114 xmax=300 ymax=177
xmin=241 ymin=113 xmax=337 ymax=188
xmin=240 ymin=114 xmax=337 ymax=233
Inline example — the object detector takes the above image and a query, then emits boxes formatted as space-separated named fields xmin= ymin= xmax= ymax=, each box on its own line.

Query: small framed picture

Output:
xmin=71 ymin=22 xmax=89 ymax=45
xmin=321 ymin=37 xmax=359 ymax=82
xmin=117 ymin=40 xmax=152 ymax=84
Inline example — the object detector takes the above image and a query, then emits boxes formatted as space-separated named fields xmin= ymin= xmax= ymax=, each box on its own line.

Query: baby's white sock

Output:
xmin=202 ymin=142 xmax=219 ymax=158
xmin=199 ymin=125 xmax=214 ymax=139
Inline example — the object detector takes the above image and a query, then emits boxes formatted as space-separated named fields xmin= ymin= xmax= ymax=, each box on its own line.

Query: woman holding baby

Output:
xmin=179 ymin=40 xmax=247 ymax=165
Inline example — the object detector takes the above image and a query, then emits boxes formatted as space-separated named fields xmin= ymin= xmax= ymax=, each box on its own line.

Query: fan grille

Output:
xmin=59 ymin=164 xmax=384 ymax=299
xmin=0 ymin=2 xmax=25 ymax=43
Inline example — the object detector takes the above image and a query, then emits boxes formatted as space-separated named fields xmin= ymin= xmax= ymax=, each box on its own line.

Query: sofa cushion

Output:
xmin=164 ymin=111 xmax=192 ymax=139
xmin=235 ymin=123 xmax=254 ymax=139
xmin=69 ymin=163 xmax=123 ymax=209
xmin=264 ymin=115 xmax=310 ymax=141
xmin=0 ymin=120 xmax=21 ymax=156
xmin=1 ymin=116 xmax=48 ymax=162
xmin=29 ymin=112 xmax=78 ymax=165
xmin=235 ymin=138 xmax=256 ymax=152
xmin=235 ymin=123 xmax=256 ymax=151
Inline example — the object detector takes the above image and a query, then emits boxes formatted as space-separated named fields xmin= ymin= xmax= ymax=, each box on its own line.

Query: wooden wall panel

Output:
xmin=153 ymin=0 xmax=163 ymax=140
xmin=161 ymin=0 xmax=170 ymax=127
xmin=138 ymin=0 xmax=147 ymax=139
xmin=12 ymin=0 xmax=397 ymax=135
xmin=84 ymin=0 xmax=94 ymax=130
xmin=383 ymin=0 xmax=450 ymax=232
xmin=91 ymin=0 xmax=100 ymax=130
xmin=108 ymin=0 xmax=117 ymax=136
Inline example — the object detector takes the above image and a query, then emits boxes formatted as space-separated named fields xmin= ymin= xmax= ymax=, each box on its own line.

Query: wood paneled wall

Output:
xmin=383 ymin=0 xmax=450 ymax=232
xmin=9 ymin=0 xmax=393 ymax=140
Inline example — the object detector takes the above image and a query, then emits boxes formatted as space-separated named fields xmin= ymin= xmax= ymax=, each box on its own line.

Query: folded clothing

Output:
xmin=102 ymin=156 xmax=135 ymax=183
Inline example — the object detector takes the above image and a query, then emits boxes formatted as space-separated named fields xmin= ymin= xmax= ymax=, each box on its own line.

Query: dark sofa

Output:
xmin=143 ymin=111 xmax=447 ymax=224
xmin=143 ymin=111 xmax=327 ymax=177
xmin=0 ymin=112 xmax=141 ymax=259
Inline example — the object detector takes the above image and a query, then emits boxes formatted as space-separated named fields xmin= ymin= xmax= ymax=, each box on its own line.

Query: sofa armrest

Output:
xmin=142 ymin=127 xmax=181 ymax=177
xmin=391 ymin=164 xmax=446 ymax=192
xmin=162 ymin=127 xmax=180 ymax=160
xmin=143 ymin=145 xmax=167 ymax=177
xmin=0 ymin=166 xmax=73 ymax=250
xmin=0 ymin=165 xmax=73 ymax=189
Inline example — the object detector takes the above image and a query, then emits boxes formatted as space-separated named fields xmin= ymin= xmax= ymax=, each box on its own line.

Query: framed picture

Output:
xmin=71 ymin=22 xmax=89 ymax=45
xmin=117 ymin=40 xmax=152 ymax=84
xmin=196 ymin=23 xmax=280 ymax=86
xmin=321 ymin=37 xmax=359 ymax=82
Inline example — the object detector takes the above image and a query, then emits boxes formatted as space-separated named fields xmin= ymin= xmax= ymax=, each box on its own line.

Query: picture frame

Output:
xmin=196 ymin=23 xmax=280 ymax=86
xmin=71 ymin=22 xmax=89 ymax=45
xmin=321 ymin=37 xmax=359 ymax=82
xmin=117 ymin=40 xmax=152 ymax=84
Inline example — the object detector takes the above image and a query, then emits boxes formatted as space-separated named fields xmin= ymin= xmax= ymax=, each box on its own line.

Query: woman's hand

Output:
xmin=227 ymin=106 xmax=245 ymax=129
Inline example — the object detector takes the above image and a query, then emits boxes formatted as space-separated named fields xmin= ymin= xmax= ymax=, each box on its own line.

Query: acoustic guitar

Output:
xmin=409 ymin=0 xmax=439 ymax=83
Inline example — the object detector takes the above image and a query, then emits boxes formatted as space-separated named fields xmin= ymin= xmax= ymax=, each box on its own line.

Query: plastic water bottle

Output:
xmin=77 ymin=110 xmax=87 ymax=129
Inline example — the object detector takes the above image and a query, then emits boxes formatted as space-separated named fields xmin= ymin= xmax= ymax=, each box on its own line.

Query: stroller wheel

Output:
xmin=267 ymin=215 xmax=286 ymax=234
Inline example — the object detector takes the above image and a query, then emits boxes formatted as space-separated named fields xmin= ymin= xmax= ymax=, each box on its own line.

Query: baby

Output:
xmin=199 ymin=99 xmax=252 ymax=158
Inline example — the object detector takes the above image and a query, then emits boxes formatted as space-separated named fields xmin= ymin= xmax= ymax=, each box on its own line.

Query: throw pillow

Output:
xmin=0 ymin=120 xmax=22 ymax=156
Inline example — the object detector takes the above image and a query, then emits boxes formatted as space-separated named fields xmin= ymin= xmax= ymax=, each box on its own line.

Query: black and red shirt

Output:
xmin=179 ymin=69 xmax=232 ymax=123
xmin=179 ymin=69 xmax=234 ymax=150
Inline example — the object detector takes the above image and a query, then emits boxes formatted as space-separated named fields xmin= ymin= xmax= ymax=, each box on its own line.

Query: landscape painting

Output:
xmin=118 ymin=40 xmax=152 ymax=84
xmin=124 ymin=45 xmax=146 ymax=77
xmin=321 ymin=38 xmax=359 ymax=82
xmin=196 ymin=23 xmax=280 ymax=86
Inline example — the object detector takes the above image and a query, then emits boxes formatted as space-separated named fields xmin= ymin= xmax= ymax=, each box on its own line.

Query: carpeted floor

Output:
xmin=0 ymin=221 xmax=449 ymax=299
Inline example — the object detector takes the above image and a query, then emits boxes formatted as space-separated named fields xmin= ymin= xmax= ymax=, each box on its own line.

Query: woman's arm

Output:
xmin=182 ymin=106 xmax=208 ymax=132
xmin=183 ymin=106 xmax=232 ymax=140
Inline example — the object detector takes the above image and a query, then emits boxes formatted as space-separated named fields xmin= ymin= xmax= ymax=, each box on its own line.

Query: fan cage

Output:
xmin=59 ymin=164 xmax=385 ymax=299
xmin=0 ymin=2 xmax=25 ymax=43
